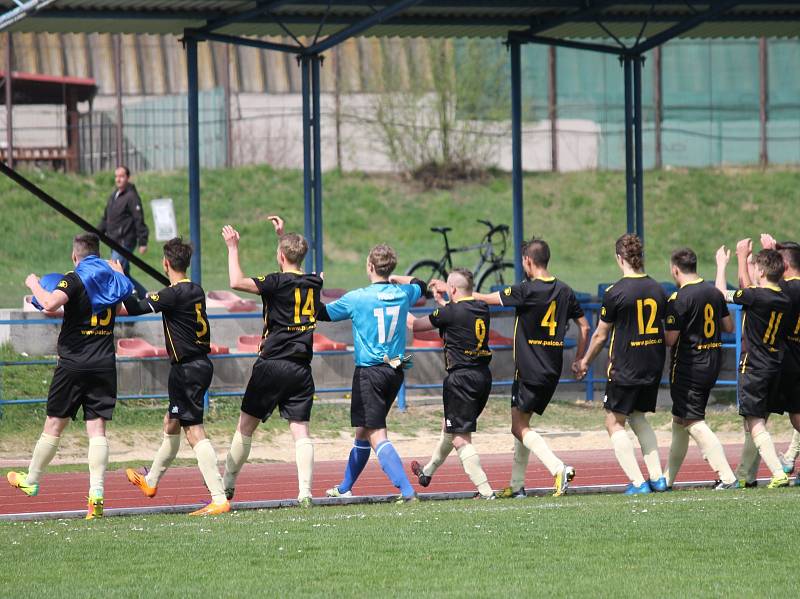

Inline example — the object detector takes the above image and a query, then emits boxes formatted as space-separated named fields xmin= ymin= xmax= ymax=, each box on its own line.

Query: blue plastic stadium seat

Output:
xmin=564 ymin=338 xmax=577 ymax=350
xmin=490 ymin=284 xmax=506 ymax=293
xmin=597 ymin=283 xmax=612 ymax=301
xmin=574 ymin=291 xmax=592 ymax=303
xmin=661 ymin=281 xmax=678 ymax=296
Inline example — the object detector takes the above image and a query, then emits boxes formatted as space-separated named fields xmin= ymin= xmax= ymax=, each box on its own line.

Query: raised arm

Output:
xmin=715 ymin=245 xmax=732 ymax=298
xmin=721 ymin=314 xmax=735 ymax=334
xmin=664 ymin=330 xmax=680 ymax=347
xmin=26 ymin=274 xmax=69 ymax=313
xmin=222 ymin=225 xmax=259 ymax=294
xmin=736 ymin=238 xmax=753 ymax=289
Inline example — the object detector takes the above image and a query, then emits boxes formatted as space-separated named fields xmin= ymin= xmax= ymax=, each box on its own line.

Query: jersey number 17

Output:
xmin=374 ymin=306 xmax=400 ymax=343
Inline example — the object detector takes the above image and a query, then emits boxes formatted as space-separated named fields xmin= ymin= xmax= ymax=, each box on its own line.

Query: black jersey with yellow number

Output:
xmin=124 ymin=280 xmax=210 ymax=364
xmin=779 ymin=278 xmax=800 ymax=373
xmin=732 ymin=286 xmax=792 ymax=373
xmin=254 ymin=271 xmax=323 ymax=362
xmin=499 ymin=278 xmax=584 ymax=386
xmin=428 ymin=298 xmax=492 ymax=371
xmin=664 ymin=279 xmax=729 ymax=387
xmin=601 ymin=275 xmax=666 ymax=386
xmin=55 ymin=271 xmax=117 ymax=371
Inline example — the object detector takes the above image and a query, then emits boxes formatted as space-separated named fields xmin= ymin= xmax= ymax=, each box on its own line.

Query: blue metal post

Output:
xmin=397 ymin=382 xmax=407 ymax=412
xmin=300 ymin=56 xmax=314 ymax=272
xmin=623 ymin=56 xmax=634 ymax=235
xmin=203 ymin=389 xmax=209 ymax=412
xmin=510 ymin=39 xmax=524 ymax=283
xmin=633 ymin=55 xmax=644 ymax=244
xmin=186 ymin=36 xmax=202 ymax=284
xmin=584 ymin=307 xmax=595 ymax=402
xmin=312 ymin=55 xmax=324 ymax=274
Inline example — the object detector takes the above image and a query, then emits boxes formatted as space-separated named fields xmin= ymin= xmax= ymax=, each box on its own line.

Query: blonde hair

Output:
xmin=368 ymin=244 xmax=397 ymax=278
xmin=279 ymin=233 xmax=308 ymax=265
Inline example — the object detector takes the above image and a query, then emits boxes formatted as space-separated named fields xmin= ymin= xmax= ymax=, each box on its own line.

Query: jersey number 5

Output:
xmin=636 ymin=298 xmax=659 ymax=335
xmin=374 ymin=306 xmax=401 ymax=344
xmin=195 ymin=303 xmax=208 ymax=338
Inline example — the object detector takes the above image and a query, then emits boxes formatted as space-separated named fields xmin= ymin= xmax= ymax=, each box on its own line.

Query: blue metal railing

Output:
xmin=0 ymin=302 xmax=744 ymax=414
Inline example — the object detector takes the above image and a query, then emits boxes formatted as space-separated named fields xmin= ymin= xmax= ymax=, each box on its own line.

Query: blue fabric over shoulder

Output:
xmin=74 ymin=255 xmax=134 ymax=313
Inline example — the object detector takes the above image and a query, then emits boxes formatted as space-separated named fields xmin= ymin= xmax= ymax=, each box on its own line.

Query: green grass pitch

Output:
xmin=1 ymin=489 xmax=797 ymax=597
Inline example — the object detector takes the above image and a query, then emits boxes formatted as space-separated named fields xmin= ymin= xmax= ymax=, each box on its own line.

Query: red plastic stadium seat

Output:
xmin=117 ymin=302 xmax=128 ymax=316
xmin=412 ymin=329 xmax=443 ymax=348
xmin=488 ymin=329 xmax=514 ymax=347
xmin=117 ymin=338 xmax=162 ymax=358
xmin=313 ymin=333 xmax=346 ymax=352
xmin=321 ymin=288 xmax=346 ymax=301
xmin=209 ymin=343 xmax=229 ymax=355
xmin=237 ymin=335 xmax=262 ymax=353
xmin=23 ymin=294 xmax=63 ymax=317
xmin=207 ymin=290 xmax=258 ymax=313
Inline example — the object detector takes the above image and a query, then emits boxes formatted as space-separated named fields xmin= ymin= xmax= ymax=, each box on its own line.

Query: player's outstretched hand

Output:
xmin=267 ymin=215 xmax=285 ymax=236
xmin=24 ymin=274 xmax=39 ymax=290
xmin=108 ymin=259 xmax=125 ymax=274
xmin=222 ymin=225 xmax=240 ymax=248
xmin=715 ymin=245 xmax=730 ymax=267
xmin=760 ymin=233 xmax=777 ymax=250
xmin=736 ymin=238 xmax=752 ymax=258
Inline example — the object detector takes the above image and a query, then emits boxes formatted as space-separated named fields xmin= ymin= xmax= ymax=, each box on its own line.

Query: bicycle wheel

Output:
xmin=476 ymin=261 xmax=515 ymax=292
xmin=406 ymin=259 xmax=447 ymax=291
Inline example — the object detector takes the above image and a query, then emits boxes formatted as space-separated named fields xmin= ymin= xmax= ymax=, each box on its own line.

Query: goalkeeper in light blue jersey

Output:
xmin=319 ymin=244 xmax=428 ymax=501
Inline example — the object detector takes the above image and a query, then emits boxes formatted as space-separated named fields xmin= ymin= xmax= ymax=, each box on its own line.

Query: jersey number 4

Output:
xmin=374 ymin=306 xmax=400 ymax=343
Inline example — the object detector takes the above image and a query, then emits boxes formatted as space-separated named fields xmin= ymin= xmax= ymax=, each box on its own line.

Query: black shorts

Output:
xmin=167 ymin=357 xmax=213 ymax=426
xmin=739 ymin=369 xmax=781 ymax=419
xmin=351 ymin=364 xmax=404 ymax=429
xmin=772 ymin=370 xmax=800 ymax=415
xmin=47 ymin=365 xmax=117 ymax=421
xmin=511 ymin=378 xmax=557 ymax=416
xmin=443 ymin=366 xmax=492 ymax=433
xmin=241 ymin=358 xmax=314 ymax=422
xmin=603 ymin=380 xmax=659 ymax=416
xmin=670 ymin=378 xmax=713 ymax=421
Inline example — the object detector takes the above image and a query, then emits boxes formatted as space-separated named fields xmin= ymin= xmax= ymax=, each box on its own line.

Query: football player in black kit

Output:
xmin=121 ymin=238 xmax=229 ymax=516
xmin=662 ymin=248 xmax=738 ymax=490
xmin=8 ymin=234 xmax=125 ymax=519
xmin=716 ymin=238 xmax=792 ymax=489
xmin=476 ymin=238 xmax=589 ymax=498
xmin=408 ymin=269 xmax=496 ymax=499
xmin=760 ymin=234 xmax=800 ymax=482
xmin=221 ymin=216 xmax=322 ymax=507
xmin=577 ymin=234 xmax=667 ymax=495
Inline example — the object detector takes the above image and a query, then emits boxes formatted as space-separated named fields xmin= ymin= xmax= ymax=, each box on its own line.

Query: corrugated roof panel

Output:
xmin=1 ymin=1 xmax=799 ymax=40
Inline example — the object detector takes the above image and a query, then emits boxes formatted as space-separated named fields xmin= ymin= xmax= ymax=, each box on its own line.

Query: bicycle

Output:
xmin=405 ymin=220 xmax=516 ymax=292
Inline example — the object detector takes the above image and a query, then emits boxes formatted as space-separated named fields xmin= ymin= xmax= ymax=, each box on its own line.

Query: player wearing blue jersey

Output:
xmin=319 ymin=244 xmax=427 ymax=502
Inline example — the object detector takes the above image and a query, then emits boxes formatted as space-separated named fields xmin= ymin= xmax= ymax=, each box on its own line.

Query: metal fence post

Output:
xmin=585 ymin=308 xmax=595 ymax=402
xmin=397 ymin=382 xmax=406 ymax=412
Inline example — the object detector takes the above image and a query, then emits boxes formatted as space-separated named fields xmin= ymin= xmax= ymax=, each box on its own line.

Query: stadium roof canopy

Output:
xmin=1 ymin=1 xmax=800 ymax=39
xmin=1 ymin=1 xmax=800 ymax=285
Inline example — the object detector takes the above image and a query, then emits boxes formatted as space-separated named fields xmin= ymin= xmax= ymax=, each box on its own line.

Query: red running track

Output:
xmin=0 ymin=444 xmax=771 ymax=518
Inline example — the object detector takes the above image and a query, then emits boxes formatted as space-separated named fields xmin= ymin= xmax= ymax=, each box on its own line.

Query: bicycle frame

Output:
xmin=434 ymin=224 xmax=506 ymax=281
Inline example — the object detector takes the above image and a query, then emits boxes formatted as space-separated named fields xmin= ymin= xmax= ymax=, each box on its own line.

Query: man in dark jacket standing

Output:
xmin=98 ymin=166 xmax=149 ymax=297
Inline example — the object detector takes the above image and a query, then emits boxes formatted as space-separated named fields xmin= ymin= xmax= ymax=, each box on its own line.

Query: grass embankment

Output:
xmin=1 ymin=166 xmax=799 ymax=306
xmin=0 ymin=490 xmax=797 ymax=597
